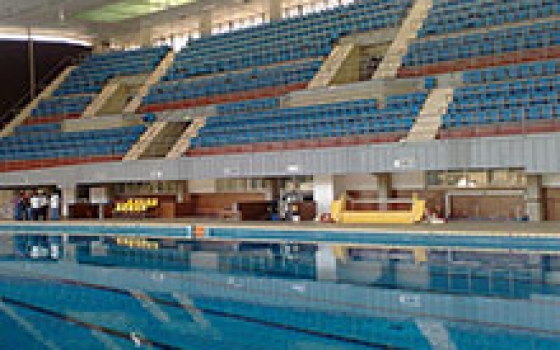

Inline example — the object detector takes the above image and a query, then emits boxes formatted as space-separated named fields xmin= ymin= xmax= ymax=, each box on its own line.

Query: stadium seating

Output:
xmin=401 ymin=15 xmax=560 ymax=77
xmin=440 ymin=59 xmax=560 ymax=138
xmin=142 ymin=60 xmax=322 ymax=110
xmin=188 ymin=93 xmax=427 ymax=156
xmin=26 ymin=46 xmax=169 ymax=125
xmin=142 ymin=0 xmax=414 ymax=111
xmin=418 ymin=0 xmax=560 ymax=38
xmin=0 ymin=125 xmax=146 ymax=172
xmin=54 ymin=46 xmax=170 ymax=97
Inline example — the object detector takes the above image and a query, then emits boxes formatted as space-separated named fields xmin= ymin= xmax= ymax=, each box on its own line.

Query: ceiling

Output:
xmin=0 ymin=0 xmax=267 ymax=43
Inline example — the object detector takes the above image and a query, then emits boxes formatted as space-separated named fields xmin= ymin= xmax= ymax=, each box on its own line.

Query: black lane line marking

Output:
xmin=4 ymin=267 xmax=560 ymax=338
xmin=0 ymin=296 xmax=182 ymax=350
xmin=1 ymin=273 xmax=404 ymax=349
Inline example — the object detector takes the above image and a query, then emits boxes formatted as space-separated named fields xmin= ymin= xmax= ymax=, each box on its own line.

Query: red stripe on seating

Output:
xmin=0 ymin=155 xmax=122 ymax=173
xmin=24 ymin=114 xmax=81 ymax=126
xmin=139 ymin=83 xmax=308 ymax=113
xmin=185 ymin=133 xmax=405 ymax=157
xmin=397 ymin=45 xmax=560 ymax=78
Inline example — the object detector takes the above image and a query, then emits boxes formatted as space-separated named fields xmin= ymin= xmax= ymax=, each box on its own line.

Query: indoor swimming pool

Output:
xmin=0 ymin=230 xmax=559 ymax=349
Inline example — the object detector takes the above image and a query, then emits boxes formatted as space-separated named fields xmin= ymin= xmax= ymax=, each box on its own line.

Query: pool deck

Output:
xmin=2 ymin=218 xmax=560 ymax=237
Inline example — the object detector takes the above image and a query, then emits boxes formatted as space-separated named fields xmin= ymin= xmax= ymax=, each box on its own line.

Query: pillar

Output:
xmin=199 ymin=10 xmax=213 ymax=37
xmin=313 ymin=175 xmax=336 ymax=217
xmin=375 ymin=173 xmax=392 ymax=211
xmin=526 ymin=175 xmax=543 ymax=222
xmin=60 ymin=185 xmax=77 ymax=219
xmin=176 ymin=181 xmax=187 ymax=203
xmin=315 ymin=244 xmax=338 ymax=281
xmin=267 ymin=0 xmax=282 ymax=21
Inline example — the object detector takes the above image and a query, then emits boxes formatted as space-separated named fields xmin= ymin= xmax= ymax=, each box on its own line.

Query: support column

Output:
xmin=315 ymin=244 xmax=338 ymax=281
xmin=313 ymin=175 xmax=336 ymax=217
xmin=60 ymin=185 xmax=77 ymax=219
xmin=267 ymin=0 xmax=282 ymax=21
xmin=199 ymin=11 xmax=213 ymax=37
xmin=176 ymin=181 xmax=187 ymax=203
xmin=526 ymin=175 xmax=543 ymax=222
xmin=375 ymin=173 xmax=392 ymax=211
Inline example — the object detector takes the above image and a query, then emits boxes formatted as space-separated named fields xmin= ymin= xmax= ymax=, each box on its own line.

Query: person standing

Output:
xmin=50 ymin=193 xmax=60 ymax=221
xmin=39 ymin=191 xmax=48 ymax=221
xmin=30 ymin=192 xmax=40 ymax=221
xmin=14 ymin=192 xmax=23 ymax=221
xmin=23 ymin=192 xmax=30 ymax=221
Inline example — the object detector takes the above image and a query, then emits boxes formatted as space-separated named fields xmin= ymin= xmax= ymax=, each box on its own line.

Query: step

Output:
xmin=406 ymin=87 xmax=454 ymax=141
xmin=124 ymin=51 xmax=176 ymax=114
xmin=123 ymin=121 xmax=169 ymax=161
xmin=166 ymin=118 xmax=207 ymax=159
xmin=308 ymin=43 xmax=358 ymax=88
xmin=373 ymin=0 xmax=433 ymax=80
xmin=81 ymin=82 xmax=121 ymax=118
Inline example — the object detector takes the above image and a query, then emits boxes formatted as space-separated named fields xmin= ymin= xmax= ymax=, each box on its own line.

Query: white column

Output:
xmin=526 ymin=175 xmax=543 ymax=222
xmin=313 ymin=175 xmax=336 ymax=217
xmin=375 ymin=173 xmax=392 ymax=211
xmin=267 ymin=0 xmax=282 ymax=21
xmin=199 ymin=11 xmax=213 ymax=37
xmin=60 ymin=185 xmax=77 ymax=218
xmin=176 ymin=181 xmax=187 ymax=203
xmin=316 ymin=244 xmax=338 ymax=281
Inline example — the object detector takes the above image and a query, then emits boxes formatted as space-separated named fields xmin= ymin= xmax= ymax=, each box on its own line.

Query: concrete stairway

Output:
xmin=82 ymin=81 xmax=121 ymax=118
xmin=406 ymin=87 xmax=454 ymax=141
xmin=167 ymin=117 xmax=207 ymax=159
xmin=123 ymin=121 xmax=169 ymax=160
xmin=308 ymin=43 xmax=359 ymax=88
xmin=373 ymin=0 xmax=433 ymax=80
xmin=0 ymin=66 xmax=76 ymax=137
xmin=123 ymin=51 xmax=176 ymax=114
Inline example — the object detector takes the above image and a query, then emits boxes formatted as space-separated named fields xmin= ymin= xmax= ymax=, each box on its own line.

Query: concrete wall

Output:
xmin=189 ymin=179 xmax=216 ymax=194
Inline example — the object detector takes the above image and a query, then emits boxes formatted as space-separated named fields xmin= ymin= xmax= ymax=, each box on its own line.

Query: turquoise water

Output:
xmin=0 ymin=232 xmax=559 ymax=349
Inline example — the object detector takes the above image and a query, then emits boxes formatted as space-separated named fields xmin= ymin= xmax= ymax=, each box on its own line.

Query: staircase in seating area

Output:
xmin=166 ymin=117 xmax=207 ymax=159
xmin=308 ymin=43 xmax=359 ymax=88
xmin=406 ymin=87 xmax=454 ymax=141
xmin=123 ymin=121 xmax=169 ymax=160
xmin=0 ymin=66 xmax=76 ymax=137
xmin=81 ymin=81 xmax=121 ymax=118
xmin=373 ymin=0 xmax=433 ymax=80
xmin=123 ymin=51 xmax=176 ymax=114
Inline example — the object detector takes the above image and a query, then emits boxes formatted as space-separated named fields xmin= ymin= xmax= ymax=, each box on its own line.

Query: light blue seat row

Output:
xmin=143 ymin=60 xmax=321 ymax=105
xmin=14 ymin=123 xmax=61 ymax=135
xmin=191 ymin=93 xmax=427 ymax=148
xmin=0 ymin=125 xmax=146 ymax=161
xmin=443 ymin=75 xmax=560 ymax=129
xmin=31 ymin=95 xmax=95 ymax=118
xmin=463 ymin=59 xmax=560 ymax=84
xmin=53 ymin=46 xmax=169 ymax=97
xmin=419 ymin=0 xmax=560 ymax=38
xmin=167 ymin=0 xmax=413 ymax=79
xmin=403 ymin=20 xmax=560 ymax=67
xmin=217 ymin=98 xmax=280 ymax=115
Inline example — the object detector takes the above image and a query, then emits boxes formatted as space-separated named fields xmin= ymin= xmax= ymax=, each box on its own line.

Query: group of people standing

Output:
xmin=14 ymin=191 xmax=60 ymax=221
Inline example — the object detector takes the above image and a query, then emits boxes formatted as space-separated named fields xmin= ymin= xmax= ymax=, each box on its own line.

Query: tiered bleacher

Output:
xmin=440 ymin=59 xmax=560 ymax=138
xmin=0 ymin=47 xmax=171 ymax=172
xmin=141 ymin=0 xmax=414 ymax=112
xmin=400 ymin=2 xmax=560 ymax=77
xmin=26 ymin=46 xmax=169 ymax=125
xmin=188 ymin=93 xmax=427 ymax=156
xmin=0 ymin=125 xmax=146 ymax=172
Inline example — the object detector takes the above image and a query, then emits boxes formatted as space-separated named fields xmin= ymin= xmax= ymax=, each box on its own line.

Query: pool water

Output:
xmin=0 ymin=232 xmax=559 ymax=349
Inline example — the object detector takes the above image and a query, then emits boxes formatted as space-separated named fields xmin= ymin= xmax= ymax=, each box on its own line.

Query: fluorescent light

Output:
xmin=0 ymin=33 xmax=91 ymax=46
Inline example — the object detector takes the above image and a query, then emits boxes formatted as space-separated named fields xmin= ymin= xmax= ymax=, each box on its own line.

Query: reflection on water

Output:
xmin=0 ymin=232 xmax=559 ymax=349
